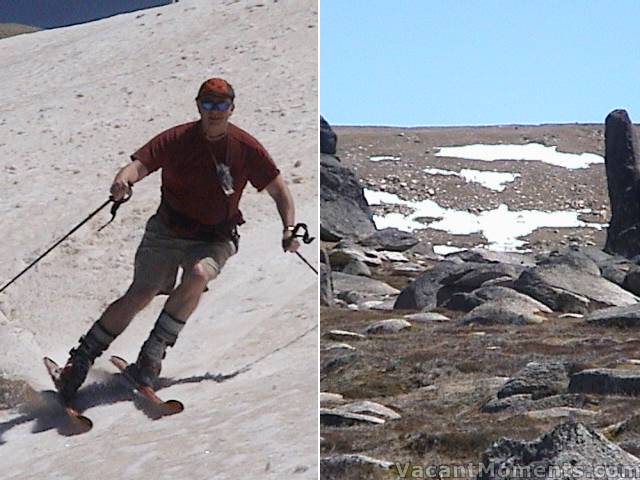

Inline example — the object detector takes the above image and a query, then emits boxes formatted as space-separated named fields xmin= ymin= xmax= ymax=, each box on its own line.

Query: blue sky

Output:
xmin=0 ymin=0 xmax=171 ymax=28
xmin=321 ymin=0 xmax=640 ymax=126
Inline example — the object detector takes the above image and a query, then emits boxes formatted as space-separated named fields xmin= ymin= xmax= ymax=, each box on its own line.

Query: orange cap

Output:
xmin=197 ymin=77 xmax=235 ymax=100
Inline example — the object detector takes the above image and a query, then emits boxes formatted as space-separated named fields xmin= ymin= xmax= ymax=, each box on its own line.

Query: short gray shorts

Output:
xmin=132 ymin=214 xmax=237 ymax=294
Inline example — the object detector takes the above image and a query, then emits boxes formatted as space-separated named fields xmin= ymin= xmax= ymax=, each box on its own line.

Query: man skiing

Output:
xmin=55 ymin=77 xmax=301 ymax=399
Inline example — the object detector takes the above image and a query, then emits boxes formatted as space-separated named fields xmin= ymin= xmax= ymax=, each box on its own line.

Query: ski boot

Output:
xmin=57 ymin=321 xmax=115 ymax=400
xmin=129 ymin=310 xmax=185 ymax=388
xmin=128 ymin=352 xmax=162 ymax=388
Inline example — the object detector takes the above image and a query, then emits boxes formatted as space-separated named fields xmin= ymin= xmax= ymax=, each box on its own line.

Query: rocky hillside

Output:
xmin=320 ymin=120 xmax=640 ymax=479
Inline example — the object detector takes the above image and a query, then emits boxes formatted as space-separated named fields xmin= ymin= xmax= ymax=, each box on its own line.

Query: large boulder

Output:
xmin=473 ymin=287 xmax=552 ymax=311
xmin=342 ymin=259 xmax=372 ymax=277
xmin=440 ymin=263 xmax=525 ymax=293
xmin=569 ymin=368 xmax=640 ymax=395
xmin=537 ymin=249 xmax=601 ymax=276
xmin=360 ymin=228 xmax=420 ymax=252
xmin=444 ymin=286 xmax=552 ymax=313
xmin=514 ymin=252 xmax=638 ymax=313
xmin=394 ymin=261 xmax=481 ymax=310
xmin=320 ymin=115 xmax=337 ymax=155
xmin=320 ymin=154 xmax=376 ymax=241
xmin=327 ymin=241 xmax=381 ymax=268
xmin=585 ymin=303 xmax=640 ymax=328
xmin=604 ymin=109 xmax=640 ymax=258
xmin=460 ymin=298 xmax=547 ymax=325
xmin=478 ymin=422 xmax=640 ymax=480
xmin=332 ymin=272 xmax=399 ymax=299
xmin=497 ymin=362 xmax=571 ymax=399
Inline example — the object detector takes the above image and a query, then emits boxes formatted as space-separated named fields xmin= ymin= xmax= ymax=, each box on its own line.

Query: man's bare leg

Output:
xmin=133 ymin=261 xmax=215 ymax=386
xmin=163 ymin=262 xmax=212 ymax=320
xmin=98 ymin=285 xmax=160 ymax=335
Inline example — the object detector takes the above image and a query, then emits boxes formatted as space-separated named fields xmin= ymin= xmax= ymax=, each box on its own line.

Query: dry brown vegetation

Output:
xmin=322 ymin=302 xmax=640 ymax=472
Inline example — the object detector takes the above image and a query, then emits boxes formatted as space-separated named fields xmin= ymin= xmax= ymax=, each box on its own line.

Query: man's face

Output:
xmin=197 ymin=95 xmax=234 ymax=129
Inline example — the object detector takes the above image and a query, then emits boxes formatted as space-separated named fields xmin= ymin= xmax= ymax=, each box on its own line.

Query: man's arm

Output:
xmin=264 ymin=174 xmax=300 ymax=252
xmin=111 ymin=160 xmax=149 ymax=200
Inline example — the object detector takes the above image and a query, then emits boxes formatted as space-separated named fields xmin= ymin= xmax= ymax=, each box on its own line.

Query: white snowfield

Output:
xmin=0 ymin=1 xmax=318 ymax=479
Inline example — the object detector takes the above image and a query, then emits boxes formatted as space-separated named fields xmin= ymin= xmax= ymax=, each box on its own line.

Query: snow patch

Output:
xmin=369 ymin=155 xmax=401 ymax=162
xmin=435 ymin=143 xmax=603 ymax=169
xmin=433 ymin=245 xmax=466 ymax=255
xmin=425 ymin=167 xmax=520 ymax=191
xmin=364 ymin=189 xmax=605 ymax=252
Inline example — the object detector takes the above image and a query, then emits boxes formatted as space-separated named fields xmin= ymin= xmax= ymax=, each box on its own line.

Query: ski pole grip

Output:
xmin=98 ymin=190 xmax=133 ymax=232
xmin=291 ymin=223 xmax=315 ymax=244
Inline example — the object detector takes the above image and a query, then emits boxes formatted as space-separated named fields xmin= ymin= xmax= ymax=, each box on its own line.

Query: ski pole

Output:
xmin=294 ymin=251 xmax=318 ymax=274
xmin=284 ymin=223 xmax=317 ymax=275
xmin=0 ymin=195 xmax=129 ymax=295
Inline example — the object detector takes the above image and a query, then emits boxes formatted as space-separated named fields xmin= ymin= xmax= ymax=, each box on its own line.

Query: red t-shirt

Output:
xmin=131 ymin=121 xmax=280 ymax=235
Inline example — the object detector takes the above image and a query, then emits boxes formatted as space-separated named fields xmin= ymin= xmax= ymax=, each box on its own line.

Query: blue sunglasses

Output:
xmin=199 ymin=99 xmax=233 ymax=111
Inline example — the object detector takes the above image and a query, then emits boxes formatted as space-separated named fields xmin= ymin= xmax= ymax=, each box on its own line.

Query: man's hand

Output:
xmin=110 ymin=178 xmax=132 ymax=201
xmin=110 ymin=160 xmax=149 ymax=201
xmin=282 ymin=229 xmax=301 ymax=252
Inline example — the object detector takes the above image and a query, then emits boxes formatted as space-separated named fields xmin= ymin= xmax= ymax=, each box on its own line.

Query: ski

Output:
xmin=110 ymin=355 xmax=184 ymax=416
xmin=43 ymin=357 xmax=93 ymax=434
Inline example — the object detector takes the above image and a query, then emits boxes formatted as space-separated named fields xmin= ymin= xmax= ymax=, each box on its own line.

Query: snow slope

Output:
xmin=0 ymin=1 xmax=318 ymax=478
